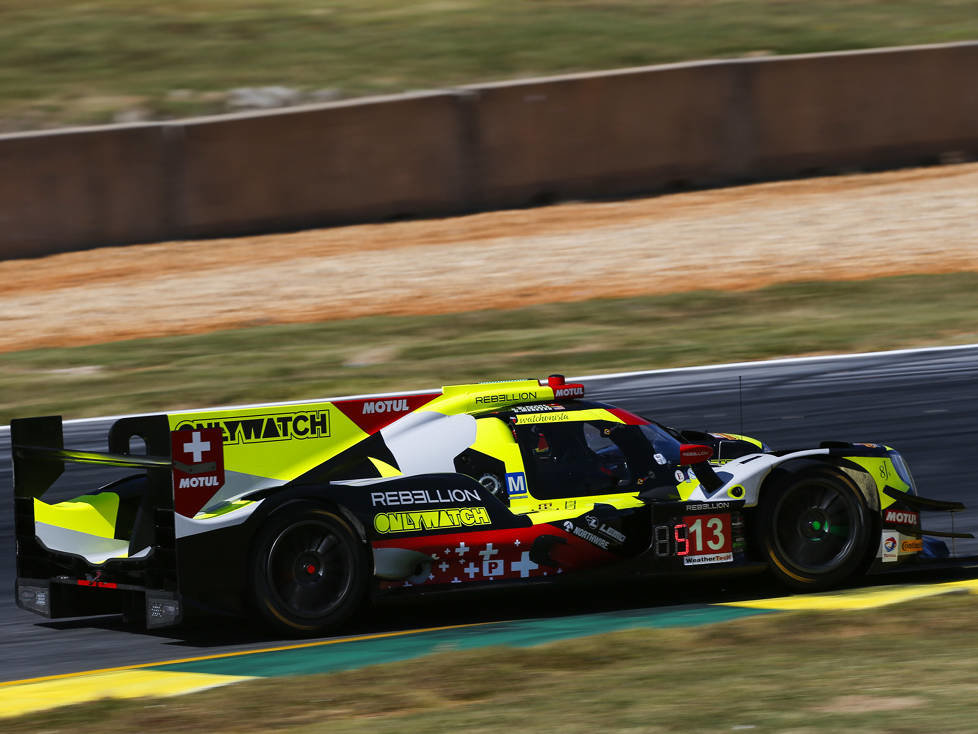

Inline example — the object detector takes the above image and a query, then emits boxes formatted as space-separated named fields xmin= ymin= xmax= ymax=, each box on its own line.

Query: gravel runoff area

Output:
xmin=1 ymin=163 xmax=977 ymax=353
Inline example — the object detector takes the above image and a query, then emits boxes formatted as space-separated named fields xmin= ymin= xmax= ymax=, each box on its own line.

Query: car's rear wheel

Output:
xmin=760 ymin=468 xmax=872 ymax=590
xmin=250 ymin=502 xmax=368 ymax=634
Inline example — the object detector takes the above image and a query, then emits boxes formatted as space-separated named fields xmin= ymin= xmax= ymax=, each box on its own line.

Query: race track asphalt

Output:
xmin=2 ymin=345 xmax=977 ymax=683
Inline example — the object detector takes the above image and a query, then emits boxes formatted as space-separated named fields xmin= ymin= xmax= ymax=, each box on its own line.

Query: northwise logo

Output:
xmin=176 ymin=411 xmax=330 ymax=445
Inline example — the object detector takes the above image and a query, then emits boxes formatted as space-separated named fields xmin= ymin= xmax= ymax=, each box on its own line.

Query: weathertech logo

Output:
xmin=884 ymin=509 xmax=919 ymax=526
xmin=363 ymin=399 xmax=410 ymax=414
xmin=176 ymin=411 xmax=329 ymax=445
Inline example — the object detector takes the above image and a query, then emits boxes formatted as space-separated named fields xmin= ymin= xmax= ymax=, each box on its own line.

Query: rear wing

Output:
xmin=10 ymin=414 xmax=183 ymax=627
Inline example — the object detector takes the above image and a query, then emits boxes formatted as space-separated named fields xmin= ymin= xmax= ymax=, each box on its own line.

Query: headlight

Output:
xmin=887 ymin=449 xmax=918 ymax=495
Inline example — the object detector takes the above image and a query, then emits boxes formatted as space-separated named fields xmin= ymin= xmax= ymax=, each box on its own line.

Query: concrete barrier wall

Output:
xmin=468 ymin=42 xmax=978 ymax=209
xmin=0 ymin=125 xmax=170 ymax=259
xmin=1 ymin=42 xmax=977 ymax=258
xmin=172 ymin=92 xmax=472 ymax=239
xmin=466 ymin=61 xmax=754 ymax=209
xmin=748 ymin=43 xmax=978 ymax=176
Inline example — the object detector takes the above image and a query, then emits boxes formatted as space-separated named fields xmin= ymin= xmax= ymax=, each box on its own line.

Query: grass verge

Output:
xmin=5 ymin=591 xmax=978 ymax=732
xmin=1 ymin=272 xmax=977 ymax=424
xmin=3 ymin=0 xmax=978 ymax=129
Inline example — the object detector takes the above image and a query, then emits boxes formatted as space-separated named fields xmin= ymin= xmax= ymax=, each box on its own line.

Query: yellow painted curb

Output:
xmin=0 ymin=670 xmax=253 ymax=719
xmin=0 ymin=620 xmax=494 ymax=690
xmin=720 ymin=582 xmax=971 ymax=611
xmin=934 ymin=578 xmax=978 ymax=594
xmin=4 ymin=579 xmax=977 ymax=720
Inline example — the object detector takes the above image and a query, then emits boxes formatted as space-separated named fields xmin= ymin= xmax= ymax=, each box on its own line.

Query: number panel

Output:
xmin=681 ymin=513 xmax=733 ymax=565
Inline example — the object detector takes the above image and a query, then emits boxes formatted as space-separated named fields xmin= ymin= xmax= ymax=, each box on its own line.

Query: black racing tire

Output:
xmin=249 ymin=502 xmax=368 ymax=635
xmin=758 ymin=468 xmax=873 ymax=591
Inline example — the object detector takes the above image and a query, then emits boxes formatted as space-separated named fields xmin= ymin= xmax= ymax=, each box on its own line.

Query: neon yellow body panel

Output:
xmin=847 ymin=456 xmax=911 ymax=509
xmin=33 ymin=493 xmax=120 ymax=538
xmin=168 ymin=402 xmax=369 ymax=482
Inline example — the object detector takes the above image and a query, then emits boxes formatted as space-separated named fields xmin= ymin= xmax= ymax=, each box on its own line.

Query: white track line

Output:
xmin=573 ymin=342 xmax=978 ymax=381
xmin=3 ymin=343 xmax=977 ymax=433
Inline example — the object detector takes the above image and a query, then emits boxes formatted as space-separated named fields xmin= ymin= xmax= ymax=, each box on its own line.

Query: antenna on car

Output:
xmin=739 ymin=375 xmax=744 ymax=436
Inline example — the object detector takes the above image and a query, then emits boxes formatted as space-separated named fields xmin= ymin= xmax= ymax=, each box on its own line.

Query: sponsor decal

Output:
xmin=475 ymin=391 xmax=539 ymax=405
xmin=564 ymin=500 xmax=577 ymax=510
xmin=653 ymin=453 xmax=667 ymax=465
xmin=171 ymin=428 xmax=225 ymax=517
xmin=599 ymin=524 xmax=626 ymax=543
xmin=685 ymin=502 xmax=732 ymax=512
xmin=175 ymin=411 xmax=329 ymax=446
xmin=514 ymin=412 xmax=571 ymax=424
xmin=675 ymin=470 xmax=687 ymax=483
xmin=681 ymin=445 xmax=714 ymax=463
xmin=371 ymin=488 xmax=481 ymax=507
xmin=562 ymin=520 xmax=610 ymax=550
xmin=511 ymin=404 xmax=563 ymax=414
xmin=884 ymin=509 xmax=919 ymax=526
xmin=177 ymin=475 xmax=220 ymax=489
xmin=682 ymin=514 xmax=733 ymax=560
xmin=683 ymin=552 xmax=734 ymax=566
xmin=374 ymin=507 xmax=491 ymax=534
xmin=362 ymin=398 xmax=410 ymax=414
xmin=553 ymin=384 xmax=585 ymax=399
xmin=881 ymin=533 xmax=899 ymax=562
xmin=506 ymin=472 xmax=529 ymax=497
xmin=585 ymin=515 xmax=626 ymax=543
xmin=478 ymin=474 xmax=502 ymax=493
xmin=372 ymin=524 xmax=613 ymax=589
xmin=537 ymin=502 xmax=554 ymax=511
xmin=332 ymin=392 xmax=440 ymax=435
xmin=901 ymin=539 xmax=924 ymax=553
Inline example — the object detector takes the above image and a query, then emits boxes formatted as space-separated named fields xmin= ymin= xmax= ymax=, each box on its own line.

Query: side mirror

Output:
xmin=679 ymin=444 xmax=714 ymax=465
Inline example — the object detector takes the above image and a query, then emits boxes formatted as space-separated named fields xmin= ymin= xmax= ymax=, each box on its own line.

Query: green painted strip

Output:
xmin=155 ymin=604 xmax=768 ymax=678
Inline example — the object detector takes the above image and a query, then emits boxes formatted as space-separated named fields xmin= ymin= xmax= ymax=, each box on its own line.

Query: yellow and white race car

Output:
xmin=11 ymin=375 xmax=969 ymax=633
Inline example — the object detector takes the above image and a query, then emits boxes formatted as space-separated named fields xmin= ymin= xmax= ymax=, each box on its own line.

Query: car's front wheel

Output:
xmin=759 ymin=468 xmax=873 ymax=590
xmin=250 ymin=502 xmax=368 ymax=634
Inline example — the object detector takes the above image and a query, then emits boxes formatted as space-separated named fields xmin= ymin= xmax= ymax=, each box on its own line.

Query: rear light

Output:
xmin=76 ymin=579 xmax=118 ymax=589
xmin=679 ymin=444 xmax=714 ymax=465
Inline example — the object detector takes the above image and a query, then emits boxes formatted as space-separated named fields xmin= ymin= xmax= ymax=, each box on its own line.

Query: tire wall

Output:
xmin=2 ymin=42 xmax=977 ymax=259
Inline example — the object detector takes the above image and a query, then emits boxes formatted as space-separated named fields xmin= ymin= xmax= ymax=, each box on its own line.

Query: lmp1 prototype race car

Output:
xmin=10 ymin=375 xmax=970 ymax=634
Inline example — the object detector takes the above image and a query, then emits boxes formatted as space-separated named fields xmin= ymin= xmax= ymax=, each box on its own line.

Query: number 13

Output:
xmin=688 ymin=517 xmax=725 ymax=552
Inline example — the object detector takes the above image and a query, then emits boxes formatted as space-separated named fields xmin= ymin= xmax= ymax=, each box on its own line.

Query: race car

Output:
xmin=10 ymin=375 xmax=970 ymax=634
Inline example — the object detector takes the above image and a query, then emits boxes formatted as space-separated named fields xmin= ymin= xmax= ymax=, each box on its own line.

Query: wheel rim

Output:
xmin=771 ymin=478 xmax=861 ymax=575
xmin=265 ymin=518 xmax=354 ymax=620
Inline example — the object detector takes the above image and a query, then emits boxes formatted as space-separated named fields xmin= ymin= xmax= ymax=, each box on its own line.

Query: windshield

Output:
xmin=518 ymin=420 xmax=683 ymax=499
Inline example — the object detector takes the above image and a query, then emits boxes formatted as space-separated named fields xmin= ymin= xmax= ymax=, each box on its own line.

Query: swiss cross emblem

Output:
xmin=171 ymin=428 xmax=225 ymax=517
